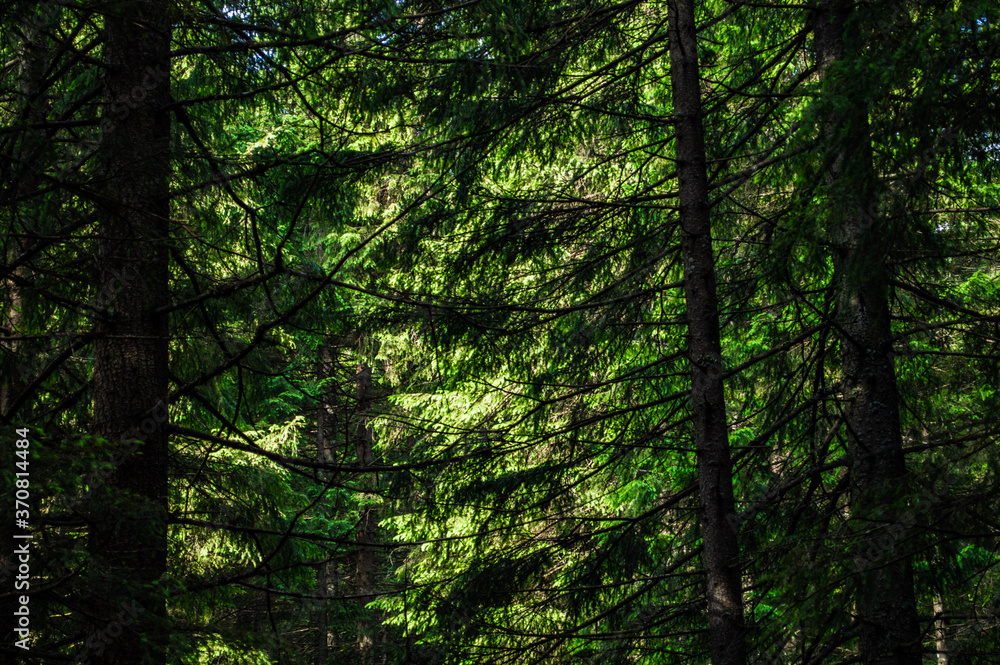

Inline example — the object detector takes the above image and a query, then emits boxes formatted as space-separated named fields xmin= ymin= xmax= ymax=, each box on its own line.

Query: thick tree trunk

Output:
xmin=355 ymin=362 xmax=378 ymax=664
xmin=668 ymin=1 xmax=747 ymax=664
xmin=814 ymin=2 xmax=921 ymax=664
xmin=87 ymin=1 xmax=171 ymax=663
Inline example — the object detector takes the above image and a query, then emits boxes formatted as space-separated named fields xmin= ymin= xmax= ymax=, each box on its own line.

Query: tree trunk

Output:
xmin=668 ymin=1 xmax=747 ymax=664
xmin=933 ymin=593 xmax=948 ymax=665
xmin=87 ymin=1 xmax=171 ymax=663
xmin=315 ymin=346 xmax=335 ymax=665
xmin=814 ymin=2 xmax=921 ymax=664
xmin=355 ymin=362 xmax=378 ymax=664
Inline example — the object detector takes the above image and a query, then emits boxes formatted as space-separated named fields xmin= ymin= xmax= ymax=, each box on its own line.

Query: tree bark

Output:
xmin=315 ymin=345 xmax=335 ymax=665
xmin=933 ymin=593 xmax=948 ymax=665
xmin=814 ymin=2 xmax=921 ymax=664
xmin=87 ymin=1 xmax=171 ymax=663
xmin=355 ymin=362 xmax=378 ymax=664
xmin=668 ymin=1 xmax=747 ymax=664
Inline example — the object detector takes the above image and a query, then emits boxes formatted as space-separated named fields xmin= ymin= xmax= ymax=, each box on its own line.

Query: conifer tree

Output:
xmin=2 ymin=1 xmax=998 ymax=663
xmin=669 ymin=0 xmax=746 ymax=661
xmin=87 ymin=1 xmax=173 ymax=661
xmin=813 ymin=2 xmax=922 ymax=661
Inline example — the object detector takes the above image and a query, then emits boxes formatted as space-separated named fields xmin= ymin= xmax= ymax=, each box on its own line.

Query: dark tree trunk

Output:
xmin=87 ymin=1 xmax=171 ymax=663
xmin=814 ymin=2 xmax=921 ymax=664
xmin=668 ymin=1 xmax=747 ymax=664
xmin=355 ymin=362 xmax=377 ymax=664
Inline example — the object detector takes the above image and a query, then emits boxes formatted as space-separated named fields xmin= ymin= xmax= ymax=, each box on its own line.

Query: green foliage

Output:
xmin=3 ymin=0 xmax=999 ymax=663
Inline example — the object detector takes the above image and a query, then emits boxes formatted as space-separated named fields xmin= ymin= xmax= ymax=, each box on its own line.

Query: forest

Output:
xmin=1 ymin=0 xmax=998 ymax=663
